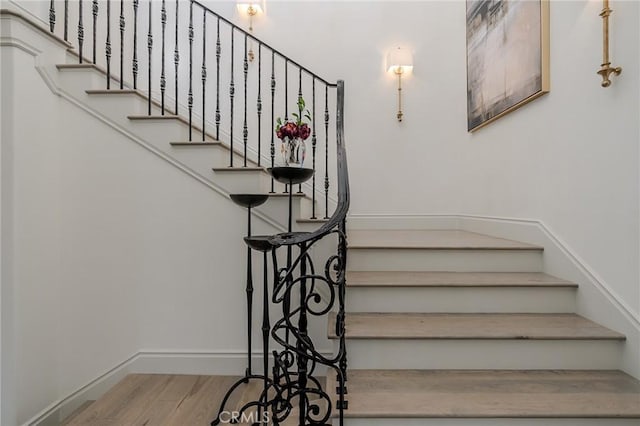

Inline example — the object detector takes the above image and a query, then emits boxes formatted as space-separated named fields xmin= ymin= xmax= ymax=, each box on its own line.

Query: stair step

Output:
xmin=330 ymin=313 xmax=624 ymax=340
xmin=170 ymin=141 xmax=221 ymax=146
xmin=346 ymin=271 xmax=577 ymax=288
xmin=348 ymin=230 xmax=543 ymax=272
xmin=327 ymin=370 xmax=640 ymax=420
xmin=348 ymin=229 xmax=542 ymax=250
xmin=345 ymin=272 xmax=578 ymax=313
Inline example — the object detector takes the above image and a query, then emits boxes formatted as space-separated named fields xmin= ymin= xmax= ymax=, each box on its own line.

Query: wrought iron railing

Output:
xmin=47 ymin=0 xmax=339 ymax=219
xmin=47 ymin=1 xmax=349 ymax=424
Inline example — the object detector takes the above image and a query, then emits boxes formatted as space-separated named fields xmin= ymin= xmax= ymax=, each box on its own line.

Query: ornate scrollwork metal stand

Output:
xmin=212 ymin=166 xmax=348 ymax=426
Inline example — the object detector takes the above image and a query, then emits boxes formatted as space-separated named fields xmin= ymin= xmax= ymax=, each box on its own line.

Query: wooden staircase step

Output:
xmin=170 ymin=141 xmax=221 ymax=146
xmin=212 ymin=166 xmax=265 ymax=172
xmin=346 ymin=271 xmax=577 ymax=288
xmin=327 ymin=370 xmax=640 ymax=419
xmin=348 ymin=229 xmax=542 ymax=250
xmin=328 ymin=313 xmax=625 ymax=340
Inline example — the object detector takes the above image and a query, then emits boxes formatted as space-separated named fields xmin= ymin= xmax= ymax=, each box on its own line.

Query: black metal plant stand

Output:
xmin=212 ymin=167 xmax=348 ymax=426
xmin=230 ymin=193 xmax=270 ymax=381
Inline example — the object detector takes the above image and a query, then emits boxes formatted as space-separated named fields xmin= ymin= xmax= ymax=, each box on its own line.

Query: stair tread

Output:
xmin=327 ymin=370 xmax=640 ymax=418
xmin=212 ymin=166 xmax=265 ymax=172
xmin=170 ymin=141 xmax=221 ymax=146
xmin=328 ymin=313 xmax=625 ymax=340
xmin=348 ymin=229 xmax=542 ymax=250
xmin=347 ymin=271 xmax=577 ymax=287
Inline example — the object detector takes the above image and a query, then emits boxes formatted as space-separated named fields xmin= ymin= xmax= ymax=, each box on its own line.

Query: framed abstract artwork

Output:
xmin=466 ymin=0 xmax=550 ymax=132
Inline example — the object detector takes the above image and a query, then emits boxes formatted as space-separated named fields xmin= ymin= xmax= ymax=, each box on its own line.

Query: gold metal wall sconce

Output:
xmin=386 ymin=47 xmax=413 ymax=122
xmin=597 ymin=0 xmax=622 ymax=87
xmin=237 ymin=1 xmax=264 ymax=61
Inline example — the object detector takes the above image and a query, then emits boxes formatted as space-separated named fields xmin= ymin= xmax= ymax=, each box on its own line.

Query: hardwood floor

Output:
xmin=65 ymin=374 xmax=323 ymax=426
xmin=65 ymin=374 xmax=256 ymax=426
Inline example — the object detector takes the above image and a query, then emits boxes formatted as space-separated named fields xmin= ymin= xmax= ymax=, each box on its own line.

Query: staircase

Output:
xmin=4 ymin=4 xmax=640 ymax=426
xmin=327 ymin=229 xmax=640 ymax=425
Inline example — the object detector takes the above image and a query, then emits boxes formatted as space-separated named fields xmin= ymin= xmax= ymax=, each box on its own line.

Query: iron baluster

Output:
xmin=106 ymin=0 xmax=111 ymax=89
xmin=174 ymin=0 xmax=179 ymax=114
xmin=284 ymin=59 xmax=288 ymax=193
xmin=188 ymin=0 xmax=193 ymax=140
xmin=215 ymin=17 xmax=221 ymax=140
xmin=229 ymin=27 xmax=235 ymax=167
xmin=132 ymin=0 xmax=138 ymax=89
xmin=77 ymin=0 xmax=84 ymax=64
xmin=324 ymin=85 xmax=330 ymax=218
xmin=91 ymin=0 xmax=98 ymax=63
xmin=201 ymin=10 xmax=207 ymax=141
xmin=64 ymin=0 xmax=68 ymax=40
xmin=270 ymin=51 xmax=276 ymax=192
xmin=298 ymin=68 xmax=303 ymax=193
xmin=119 ymin=0 xmax=124 ymax=89
xmin=257 ymin=44 xmax=262 ymax=167
xmin=311 ymin=78 xmax=317 ymax=219
xmin=147 ymin=0 xmax=153 ymax=115
xmin=160 ymin=0 xmax=167 ymax=114
xmin=49 ymin=0 xmax=55 ymax=33
xmin=260 ymin=249 xmax=270 ymax=423
xmin=243 ymin=34 xmax=248 ymax=167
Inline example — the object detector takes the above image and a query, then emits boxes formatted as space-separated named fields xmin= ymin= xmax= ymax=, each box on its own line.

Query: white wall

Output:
xmin=230 ymin=0 xmax=639 ymax=323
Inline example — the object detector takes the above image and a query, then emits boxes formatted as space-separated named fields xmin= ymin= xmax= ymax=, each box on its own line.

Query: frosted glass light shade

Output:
xmin=237 ymin=1 xmax=264 ymax=15
xmin=386 ymin=47 xmax=413 ymax=73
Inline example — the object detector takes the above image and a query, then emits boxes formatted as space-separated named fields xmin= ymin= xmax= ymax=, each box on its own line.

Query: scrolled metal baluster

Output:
xmin=174 ymin=0 xmax=179 ymax=114
xmin=270 ymin=51 xmax=275 ymax=192
xmin=324 ymin=85 xmax=330 ymax=218
xmin=243 ymin=34 xmax=248 ymax=167
xmin=201 ymin=10 xmax=207 ymax=141
xmin=92 ymin=0 xmax=98 ymax=64
xmin=215 ymin=17 xmax=221 ymax=140
xmin=49 ymin=0 xmax=55 ymax=33
xmin=147 ymin=0 xmax=153 ymax=115
xmin=119 ymin=0 xmax=124 ymax=89
xmin=106 ymin=0 xmax=111 ymax=89
xmin=160 ymin=0 xmax=167 ymax=114
xmin=78 ymin=0 xmax=84 ymax=64
xmin=229 ymin=28 xmax=235 ymax=167
xmin=64 ymin=0 xmax=68 ymax=40
xmin=311 ymin=79 xmax=317 ymax=219
xmin=188 ymin=1 xmax=193 ymax=140
xmin=257 ymin=44 xmax=262 ymax=166
xmin=132 ymin=0 xmax=138 ymax=89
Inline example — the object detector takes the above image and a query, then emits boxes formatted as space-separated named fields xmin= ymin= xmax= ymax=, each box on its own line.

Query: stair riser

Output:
xmin=170 ymin=145 xmax=251 ymax=175
xmin=341 ymin=340 xmax=622 ymax=370
xmin=346 ymin=287 xmax=576 ymax=313
xmin=127 ymin=119 xmax=209 ymax=145
xmin=57 ymin=68 xmax=109 ymax=95
xmin=340 ymin=419 xmax=640 ymax=426
xmin=210 ymin=170 xmax=272 ymax=193
xmin=347 ymin=249 xmax=543 ymax=272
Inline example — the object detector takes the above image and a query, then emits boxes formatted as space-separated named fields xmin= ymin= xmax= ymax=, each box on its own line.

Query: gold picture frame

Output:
xmin=466 ymin=0 xmax=550 ymax=132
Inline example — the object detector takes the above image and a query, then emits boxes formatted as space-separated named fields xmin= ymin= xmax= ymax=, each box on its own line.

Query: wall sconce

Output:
xmin=386 ymin=47 xmax=413 ymax=122
xmin=597 ymin=0 xmax=622 ymax=87
xmin=237 ymin=1 xmax=265 ymax=61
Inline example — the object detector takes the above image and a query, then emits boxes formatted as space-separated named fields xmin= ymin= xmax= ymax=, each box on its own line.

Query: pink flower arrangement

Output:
xmin=275 ymin=97 xmax=312 ymax=141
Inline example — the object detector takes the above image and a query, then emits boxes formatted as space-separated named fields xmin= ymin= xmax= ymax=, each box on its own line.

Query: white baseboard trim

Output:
xmin=23 ymin=349 xmax=333 ymax=426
